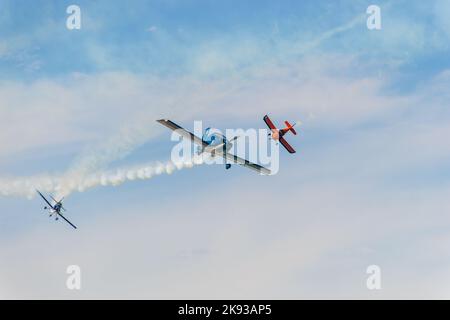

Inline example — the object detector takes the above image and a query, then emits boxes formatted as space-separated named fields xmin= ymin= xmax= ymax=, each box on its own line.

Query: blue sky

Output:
xmin=1 ymin=0 xmax=450 ymax=298
xmin=0 ymin=0 xmax=448 ymax=81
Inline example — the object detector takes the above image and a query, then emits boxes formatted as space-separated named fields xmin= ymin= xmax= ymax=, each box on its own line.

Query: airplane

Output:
xmin=36 ymin=190 xmax=77 ymax=229
xmin=157 ymin=119 xmax=271 ymax=175
xmin=263 ymin=115 xmax=297 ymax=154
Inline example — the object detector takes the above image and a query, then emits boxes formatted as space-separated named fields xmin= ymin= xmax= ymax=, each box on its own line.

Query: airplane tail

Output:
xmin=284 ymin=121 xmax=297 ymax=135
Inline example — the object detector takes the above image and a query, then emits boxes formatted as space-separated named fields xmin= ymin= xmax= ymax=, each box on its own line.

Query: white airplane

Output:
xmin=36 ymin=190 xmax=77 ymax=229
xmin=157 ymin=119 xmax=271 ymax=175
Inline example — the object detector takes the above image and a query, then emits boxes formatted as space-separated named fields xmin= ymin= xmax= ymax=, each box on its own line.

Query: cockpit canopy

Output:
xmin=202 ymin=127 xmax=228 ymax=146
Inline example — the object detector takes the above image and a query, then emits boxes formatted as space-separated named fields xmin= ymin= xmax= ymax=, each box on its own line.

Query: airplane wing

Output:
xmin=157 ymin=119 xmax=209 ymax=148
xmin=221 ymin=152 xmax=271 ymax=175
xmin=36 ymin=190 xmax=55 ymax=210
xmin=56 ymin=212 xmax=77 ymax=229
xmin=263 ymin=115 xmax=277 ymax=130
xmin=279 ymin=137 xmax=296 ymax=154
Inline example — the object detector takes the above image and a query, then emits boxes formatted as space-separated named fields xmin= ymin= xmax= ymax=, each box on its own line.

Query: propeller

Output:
xmin=49 ymin=195 xmax=66 ymax=211
xmin=59 ymin=197 xmax=66 ymax=211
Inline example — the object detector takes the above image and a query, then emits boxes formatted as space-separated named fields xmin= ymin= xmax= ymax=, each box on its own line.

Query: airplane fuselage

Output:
xmin=204 ymin=141 xmax=232 ymax=156
xmin=53 ymin=203 xmax=62 ymax=213
xmin=270 ymin=128 xmax=288 ymax=141
xmin=202 ymin=129 xmax=232 ymax=156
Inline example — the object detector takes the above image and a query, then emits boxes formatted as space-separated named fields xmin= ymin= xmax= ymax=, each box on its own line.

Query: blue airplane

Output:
xmin=157 ymin=119 xmax=271 ymax=175
xmin=36 ymin=190 xmax=77 ymax=229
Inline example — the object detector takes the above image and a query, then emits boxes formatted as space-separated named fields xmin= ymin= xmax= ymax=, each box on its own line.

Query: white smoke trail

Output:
xmin=0 ymin=155 xmax=205 ymax=200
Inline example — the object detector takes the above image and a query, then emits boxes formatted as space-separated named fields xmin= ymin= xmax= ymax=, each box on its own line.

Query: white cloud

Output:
xmin=0 ymin=56 xmax=401 ymax=169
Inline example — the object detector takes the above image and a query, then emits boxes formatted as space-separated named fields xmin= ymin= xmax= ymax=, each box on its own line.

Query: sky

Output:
xmin=1 ymin=0 xmax=450 ymax=299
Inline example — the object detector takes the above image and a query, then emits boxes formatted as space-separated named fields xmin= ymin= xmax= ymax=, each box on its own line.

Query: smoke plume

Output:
xmin=0 ymin=156 xmax=204 ymax=200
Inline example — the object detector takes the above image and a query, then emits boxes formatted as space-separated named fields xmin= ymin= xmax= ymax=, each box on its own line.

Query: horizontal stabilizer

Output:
xmin=284 ymin=121 xmax=297 ymax=135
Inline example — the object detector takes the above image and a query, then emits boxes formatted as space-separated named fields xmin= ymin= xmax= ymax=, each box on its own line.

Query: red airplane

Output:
xmin=263 ymin=115 xmax=297 ymax=153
